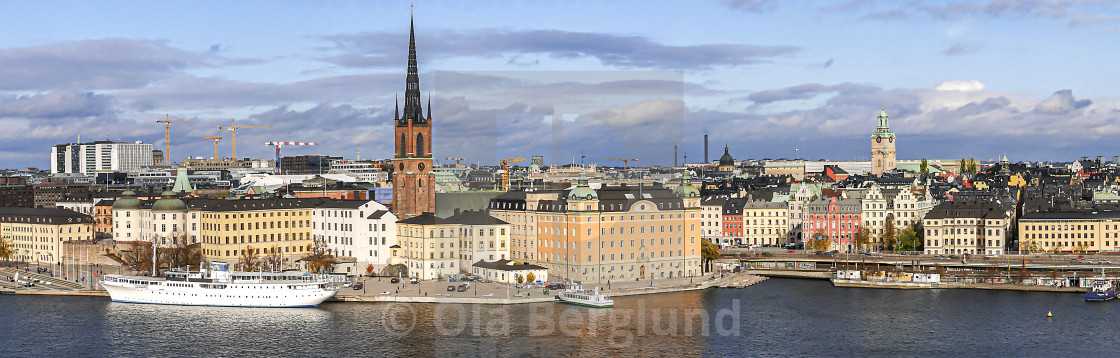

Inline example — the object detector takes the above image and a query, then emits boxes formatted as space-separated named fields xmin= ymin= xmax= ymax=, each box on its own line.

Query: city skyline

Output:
xmin=1 ymin=1 xmax=1119 ymax=168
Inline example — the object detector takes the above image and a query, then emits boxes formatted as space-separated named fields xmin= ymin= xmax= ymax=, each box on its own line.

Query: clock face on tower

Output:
xmin=876 ymin=137 xmax=882 ymax=143
xmin=418 ymin=163 xmax=425 ymax=171
xmin=889 ymin=137 xmax=894 ymax=143
xmin=399 ymin=163 xmax=405 ymax=171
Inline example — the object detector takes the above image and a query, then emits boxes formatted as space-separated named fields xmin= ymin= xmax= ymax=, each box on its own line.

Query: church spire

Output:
xmin=402 ymin=11 xmax=425 ymax=125
xmin=427 ymin=93 xmax=431 ymax=121
xmin=394 ymin=93 xmax=399 ymax=121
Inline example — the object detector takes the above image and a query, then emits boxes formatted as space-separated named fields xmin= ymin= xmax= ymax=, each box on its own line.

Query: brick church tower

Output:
xmin=870 ymin=105 xmax=896 ymax=176
xmin=392 ymin=14 xmax=435 ymax=218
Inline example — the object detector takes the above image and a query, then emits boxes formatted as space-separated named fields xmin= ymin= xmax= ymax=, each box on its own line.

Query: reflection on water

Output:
xmin=3 ymin=279 xmax=1120 ymax=357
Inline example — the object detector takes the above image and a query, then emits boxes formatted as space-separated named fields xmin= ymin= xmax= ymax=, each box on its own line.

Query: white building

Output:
xmin=701 ymin=198 xmax=726 ymax=246
xmin=471 ymin=259 xmax=548 ymax=284
xmin=855 ymin=182 xmax=935 ymax=246
xmin=51 ymin=141 xmax=154 ymax=174
xmin=449 ymin=210 xmax=511 ymax=271
xmin=312 ymin=200 xmax=398 ymax=276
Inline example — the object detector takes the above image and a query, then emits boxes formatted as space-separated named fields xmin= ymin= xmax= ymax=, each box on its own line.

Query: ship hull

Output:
xmin=102 ymin=277 xmax=337 ymax=308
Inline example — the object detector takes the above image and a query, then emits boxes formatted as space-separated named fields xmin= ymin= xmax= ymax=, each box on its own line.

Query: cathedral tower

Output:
xmin=870 ymin=105 xmax=896 ymax=176
xmin=392 ymin=14 xmax=435 ymax=218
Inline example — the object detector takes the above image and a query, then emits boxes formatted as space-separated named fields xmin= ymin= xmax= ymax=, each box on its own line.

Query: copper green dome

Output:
xmin=151 ymin=190 xmax=187 ymax=212
xmin=112 ymin=190 xmax=142 ymax=210
xmin=567 ymin=170 xmax=597 ymax=201
xmin=673 ymin=171 xmax=700 ymax=198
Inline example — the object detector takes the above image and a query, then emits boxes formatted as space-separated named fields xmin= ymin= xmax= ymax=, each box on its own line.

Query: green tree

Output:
xmin=898 ymin=228 xmax=919 ymax=251
xmin=959 ymin=158 xmax=967 ymax=174
xmin=967 ymin=157 xmax=977 ymax=173
xmin=920 ymin=158 xmax=929 ymax=174
xmin=516 ymin=274 xmax=524 ymax=284
xmin=701 ymin=240 xmax=720 ymax=272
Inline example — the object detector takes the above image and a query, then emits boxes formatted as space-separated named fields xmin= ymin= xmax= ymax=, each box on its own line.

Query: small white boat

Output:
xmin=555 ymin=284 xmax=613 ymax=308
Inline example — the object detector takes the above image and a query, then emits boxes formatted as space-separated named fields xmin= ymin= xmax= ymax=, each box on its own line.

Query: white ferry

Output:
xmin=555 ymin=284 xmax=613 ymax=308
xmin=101 ymin=262 xmax=338 ymax=307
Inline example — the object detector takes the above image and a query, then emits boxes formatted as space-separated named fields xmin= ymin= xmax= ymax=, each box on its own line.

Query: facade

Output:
xmin=0 ymin=207 xmax=94 ymax=265
xmin=1018 ymin=211 xmax=1120 ymax=253
xmin=722 ymin=198 xmax=744 ymax=242
xmin=33 ymin=183 xmax=90 ymax=208
xmin=700 ymin=198 xmax=726 ymax=246
xmin=488 ymin=174 xmax=703 ymax=284
xmin=179 ymin=158 xmax=246 ymax=171
xmin=923 ymin=201 xmax=1009 ymax=255
xmin=471 ymin=259 xmax=548 ymax=284
xmin=740 ymin=200 xmax=790 ymax=246
xmin=396 ymin=213 xmax=461 ymax=280
xmin=787 ymin=183 xmax=820 ymax=245
xmin=448 ymin=210 xmax=511 ymax=272
xmin=0 ymin=183 xmax=34 ymax=208
xmin=803 ymin=196 xmax=862 ymax=252
xmin=391 ymin=16 xmax=436 ymax=218
xmin=313 ymin=200 xmax=398 ymax=276
xmin=50 ymin=141 xmax=153 ymax=174
xmin=859 ymin=183 xmax=934 ymax=246
xmin=869 ymin=107 xmax=897 ymax=176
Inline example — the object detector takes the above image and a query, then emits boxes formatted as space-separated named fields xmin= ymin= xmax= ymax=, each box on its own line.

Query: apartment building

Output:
xmin=0 ymin=207 xmax=94 ymax=265
xmin=923 ymin=201 xmax=1009 ymax=255
xmin=1018 ymin=211 xmax=1120 ymax=253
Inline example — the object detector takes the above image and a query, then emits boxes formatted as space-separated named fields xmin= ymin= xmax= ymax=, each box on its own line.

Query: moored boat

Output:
xmin=1085 ymin=281 xmax=1118 ymax=301
xmin=555 ymin=284 xmax=613 ymax=308
xmin=101 ymin=262 xmax=338 ymax=307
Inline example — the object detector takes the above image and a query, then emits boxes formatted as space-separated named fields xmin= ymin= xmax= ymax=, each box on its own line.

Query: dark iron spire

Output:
xmin=394 ymin=93 xmax=400 ymax=122
xmin=427 ymin=93 xmax=431 ymax=121
xmin=402 ymin=13 xmax=425 ymax=125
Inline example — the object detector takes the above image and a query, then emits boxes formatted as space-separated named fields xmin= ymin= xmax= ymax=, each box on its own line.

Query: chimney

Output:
xmin=704 ymin=135 xmax=709 ymax=164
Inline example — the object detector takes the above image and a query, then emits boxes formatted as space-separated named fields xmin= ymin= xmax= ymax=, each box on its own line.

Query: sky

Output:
xmin=2 ymin=0 xmax=1119 ymax=169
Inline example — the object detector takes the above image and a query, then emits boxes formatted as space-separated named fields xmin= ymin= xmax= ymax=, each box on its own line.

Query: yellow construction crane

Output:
xmin=499 ymin=157 xmax=525 ymax=191
xmin=202 ymin=136 xmax=222 ymax=159
xmin=217 ymin=119 xmax=271 ymax=160
xmin=155 ymin=114 xmax=193 ymax=166
xmin=603 ymin=158 xmax=638 ymax=175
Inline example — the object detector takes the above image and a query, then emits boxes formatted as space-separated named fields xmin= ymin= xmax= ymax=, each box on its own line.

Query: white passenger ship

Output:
xmin=555 ymin=284 xmax=613 ymax=308
xmin=101 ymin=262 xmax=338 ymax=307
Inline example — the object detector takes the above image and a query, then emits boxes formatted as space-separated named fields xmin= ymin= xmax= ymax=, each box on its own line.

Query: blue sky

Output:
xmin=1 ymin=0 xmax=1119 ymax=168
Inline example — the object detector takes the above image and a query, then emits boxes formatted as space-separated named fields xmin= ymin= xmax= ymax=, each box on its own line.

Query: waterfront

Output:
xmin=3 ymin=278 xmax=1120 ymax=357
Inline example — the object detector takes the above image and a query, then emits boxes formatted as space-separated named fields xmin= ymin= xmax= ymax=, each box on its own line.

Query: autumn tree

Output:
xmin=303 ymin=236 xmax=336 ymax=274
xmin=882 ymin=215 xmax=897 ymax=251
xmin=808 ymin=230 xmax=831 ymax=252
xmin=160 ymin=233 xmax=201 ymax=270
xmin=0 ymin=238 xmax=12 ymax=265
xmin=261 ymin=246 xmax=283 ymax=272
xmin=120 ymin=241 xmax=153 ymax=274
xmin=238 ymin=245 xmax=260 ymax=271
xmin=855 ymin=227 xmax=872 ymax=252
xmin=701 ymin=240 xmax=720 ymax=272
xmin=526 ymin=272 xmax=536 ymax=283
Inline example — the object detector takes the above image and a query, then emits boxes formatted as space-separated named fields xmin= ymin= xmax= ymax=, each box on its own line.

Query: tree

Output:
xmin=968 ymin=157 xmax=977 ymax=173
xmin=160 ymin=233 xmax=201 ymax=270
xmin=920 ymin=158 xmax=929 ymax=175
xmin=261 ymin=246 xmax=284 ymax=272
xmin=516 ymin=274 xmax=524 ymax=284
xmin=959 ymin=158 xmax=967 ymax=174
xmin=809 ymin=230 xmax=831 ymax=251
xmin=526 ymin=272 xmax=536 ymax=283
xmin=855 ymin=227 xmax=872 ymax=252
xmin=0 ymin=238 xmax=12 ymax=265
xmin=302 ymin=236 xmax=336 ymax=274
xmin=881 ymin=215 xmax=898 ymax=251
xmin=898 ymin=228 xmax=919 ymax=251
xmin=120 ymin=241 xmax=153 ymax=274
xmin=238 ymin=245 xmax=260 ymax=272
xmin=701 ymin=240 xmax=720 ymax=273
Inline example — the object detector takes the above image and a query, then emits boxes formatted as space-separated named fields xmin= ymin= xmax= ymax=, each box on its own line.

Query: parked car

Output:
xmin=457 ymin=284 xmax=469 ymax=292
xmin=352 ymin=282 xmax=364 ymax=290
xmin=759 ymin=252 xmax=773 ymax=257
xmin=447 ymin=285 xmax=456 ymax=292
xmin=409 ymin=277 xmax=419 ymax=284
xmin=390 ymin=277 xmax=400 ymax=284
xmin=1100 ymin=259 xmax=1113 ymax=264
xmin=546 ymin=283 xmax=566 ymax=290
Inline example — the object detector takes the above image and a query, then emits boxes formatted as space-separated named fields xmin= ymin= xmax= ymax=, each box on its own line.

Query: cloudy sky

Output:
xmin=2 ymin=0 xmax=1119 ymax=169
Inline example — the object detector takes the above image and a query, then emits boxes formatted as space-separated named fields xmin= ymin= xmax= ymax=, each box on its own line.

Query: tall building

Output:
xmin=392 ymin=14 xmax=435 ymax=218
xmin=488 ymin=172 xmax=703 ymax=284
xmin=870 ymin=106 xmax=896 ymax=176
xmin=50 ymin=141 xmax=154 ymax=174
xmin=924 ymin=201 xmax=1009 ymax=255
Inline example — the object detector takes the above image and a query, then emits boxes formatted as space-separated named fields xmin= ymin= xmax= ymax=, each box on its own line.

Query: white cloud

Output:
xmin=934 ymin=80 xmax=985 ymax=91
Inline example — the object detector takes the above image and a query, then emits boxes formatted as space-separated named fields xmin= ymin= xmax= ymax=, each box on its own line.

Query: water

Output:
xmin=2 ymin=278 xmax=1118 ymax=357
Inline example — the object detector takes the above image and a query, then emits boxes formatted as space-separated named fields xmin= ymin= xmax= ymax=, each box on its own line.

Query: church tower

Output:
xmin=870 ymin=105 xmax=896 ymax=176
xmin=392 ymin=13 xmax=435 ymax=218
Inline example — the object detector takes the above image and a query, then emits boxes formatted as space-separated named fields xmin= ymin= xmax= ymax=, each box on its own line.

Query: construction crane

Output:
xmin=603 ymin=158 xmax=638 ymax=177
xmin=202 ymin=136 xmax=222 ymax=159
xmin=265 ymin=142 xmax=318 ymax=174
xmin=445 ymin=157 xmax=465 ymax=165
xmin=155 ymin=114 xmax=193 ymax=166
xmin=499 ymin=157 xmax=525 ymax=191
xmin=217 ymin=119 xmax=271 ymax=160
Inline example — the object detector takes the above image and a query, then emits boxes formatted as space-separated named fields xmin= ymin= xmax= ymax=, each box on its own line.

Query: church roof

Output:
xmin=719 ymin=145 xmax=735 ymax=166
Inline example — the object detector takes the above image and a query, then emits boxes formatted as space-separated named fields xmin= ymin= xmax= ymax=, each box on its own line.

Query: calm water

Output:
xmin=2 ymin=278 xmax=1118 ymax=357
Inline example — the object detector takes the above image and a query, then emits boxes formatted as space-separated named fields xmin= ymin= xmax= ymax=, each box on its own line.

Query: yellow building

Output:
xmin=1019 ymin=211 xmax=1120 ymax=253
xmin=489 ymin=172 xmax=703 ymax=284
xmin=0 ymin=208 xmax=94 ymax=265
xmin=740 ymin=200 xmax=790 ymax=246
xmin=396 ymin=213 xmax=461 ymax=280
xmin=923 ymin=201 xmax=1009 ymax=255
xmin=195 ymin=199 xmax=315 ymax=267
